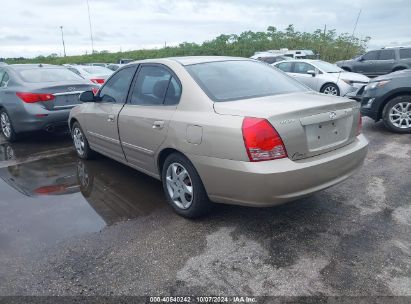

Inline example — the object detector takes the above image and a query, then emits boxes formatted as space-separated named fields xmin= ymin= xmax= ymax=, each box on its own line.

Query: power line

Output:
xmin=337 ymin=8 xmax=362 ymax=83
xmin=352 ymin=9 xmax=362 ymax=38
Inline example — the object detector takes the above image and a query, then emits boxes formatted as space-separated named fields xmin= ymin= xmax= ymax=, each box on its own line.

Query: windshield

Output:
xmin=82 ymin=66 xmax=112 ymax=75
xmin=17 ymin=68 xmax=85 ymax=83
xmin=185 ymin=60 xmax=307 ymax=102
xmin=314 ymin=60 xmax=343 ymax=73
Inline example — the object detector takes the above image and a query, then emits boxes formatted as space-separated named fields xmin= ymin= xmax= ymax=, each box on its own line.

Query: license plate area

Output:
xmin=53 ymin=93 xmax=81 ymax=109
xmin=305 ymin=116 xmax=352 ymax=152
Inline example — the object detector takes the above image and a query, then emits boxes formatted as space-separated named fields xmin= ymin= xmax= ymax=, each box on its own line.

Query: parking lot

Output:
xmin=0 ymin=118 xmax=410 ymax=296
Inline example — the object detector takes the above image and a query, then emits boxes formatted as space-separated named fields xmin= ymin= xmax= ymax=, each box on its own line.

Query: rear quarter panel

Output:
xmin=69 ymin=104 xmax=88 ymax=132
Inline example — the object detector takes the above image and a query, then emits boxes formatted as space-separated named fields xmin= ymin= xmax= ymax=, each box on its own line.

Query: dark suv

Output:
xmin=336 ymin=47 xmax=411 ymax=77
xmin=361 ymin=69 xmax=411 ymax=133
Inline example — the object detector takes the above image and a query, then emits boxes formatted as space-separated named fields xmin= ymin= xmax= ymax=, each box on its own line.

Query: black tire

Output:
xmin=71 ymin=122 xmax=95 ymax=159
xmin=321 ymin=83 xmax=340 ymax=96
xmin=382 ymin=95 xmax=411 ymax=134
xmin=0 ymin=109 xmax=18 ymax=142
xmin=162 ymin=153 xmax=212 ymax=218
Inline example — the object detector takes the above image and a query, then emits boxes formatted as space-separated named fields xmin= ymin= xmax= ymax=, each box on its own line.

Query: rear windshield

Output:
xmin=82 ymin=66 xmax=112 ymax=75
xmin=185 ymin=60 xmax=307 ymax=102
xmin=17 ymin=68 xmax=84 ymax=83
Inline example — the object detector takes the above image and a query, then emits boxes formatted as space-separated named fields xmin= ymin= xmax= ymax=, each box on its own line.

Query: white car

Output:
xmin=274 ymin=59 xmax=369 ymax=96
xmin=66 ymin=65 xmax=113 ymax=85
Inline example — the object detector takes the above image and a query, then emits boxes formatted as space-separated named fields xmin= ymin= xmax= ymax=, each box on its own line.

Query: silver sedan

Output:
xmin=65 ymin=65 xmax=113 ymax=85
xmin=274 ymin=59 xmax=370 ymax=97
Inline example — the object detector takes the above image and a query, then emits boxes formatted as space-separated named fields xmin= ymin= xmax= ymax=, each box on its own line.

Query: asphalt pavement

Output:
xmin=0 ymin=119 xmax=410 ymax=297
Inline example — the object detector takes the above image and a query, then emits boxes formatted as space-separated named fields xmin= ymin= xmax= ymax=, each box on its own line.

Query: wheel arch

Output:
xmin=320 ymin=82 xmax=340 ymax=94
xmin=69 ymin=117 xmax=79 ymax=132
xmin=392 ymin=66 xmax=407 ymax=72
xmin=157 ymin=147 xmax=189 ymax=178
xmin=0 ymin=104 xmax=8 ymax=112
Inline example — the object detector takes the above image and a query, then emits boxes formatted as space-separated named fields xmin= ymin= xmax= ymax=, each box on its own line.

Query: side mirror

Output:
xmin=79 ymin=90 xmax=96 ymax=103
xmin=358 ymin=56 xmax=364 ymax=62
xmin=307 ymin=70 xmax=316 ymax=77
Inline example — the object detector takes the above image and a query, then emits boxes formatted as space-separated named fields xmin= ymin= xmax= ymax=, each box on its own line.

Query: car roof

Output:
xmin=279 ymin=59 xmax=318 ymax=63
xmin=131 ymin=56 xmax=250 ymax=66
xmin=170 ymin=56 xmax=249 ymax=65
xmin=7 ymin=64 xmax=61 ymax=70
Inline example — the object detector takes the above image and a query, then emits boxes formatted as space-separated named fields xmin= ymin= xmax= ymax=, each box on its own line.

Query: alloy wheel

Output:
xmin=0 ymin=112 xmax=12 ymax=138
xmin=166 ymin=162 xmax=193 ymax=209
xmin=73 ymin=127 xmax=85 ymax=156
xmin=389 ymin=102 xmax=411 ymax=129
xmin=323 ymin=85 xmax=338 ymax=95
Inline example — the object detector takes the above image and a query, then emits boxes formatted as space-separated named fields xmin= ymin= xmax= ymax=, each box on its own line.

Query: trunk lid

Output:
xmin=214 ymin=92 xmax=360 ymax=160
xmin=29 ymin=82 xmax=97 ymax=110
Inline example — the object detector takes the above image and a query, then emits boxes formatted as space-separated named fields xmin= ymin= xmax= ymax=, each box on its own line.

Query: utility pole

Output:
xmin=60 ymin=26 xmax=66 ymax=57
xmin=86 ymin=0 xmax=95 ymax=53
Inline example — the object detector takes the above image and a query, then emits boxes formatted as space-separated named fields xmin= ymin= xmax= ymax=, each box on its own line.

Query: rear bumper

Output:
xmin=189 ymin=135 xmax=368 ymax=207
xmin=13 ymin=108 xmax=71 ymax=133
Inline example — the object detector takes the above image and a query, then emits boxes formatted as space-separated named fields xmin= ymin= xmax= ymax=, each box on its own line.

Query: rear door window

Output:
xmin=164 ymin=77 xmax=182 ymax=105
xmin=130 ymin=65 xmax=181 ymax=106
xmin=293 ymin=62 xmax=315 ymax=74
xmin=399 ymin=48 xmax=411 ymax=59
xmin=362 ymin=51 xmax=378 ymax=61
xmin=378 ymin=50 xmax=395 ymax=60
xmin=99 ymin=66 xmax=137 ymax=103
xmin=276 ymin=62 xmax=293 ymax=72
xmin=0 ymin=72 xmax=9 ymax=88
xmin=0 ymin=70 xmax=5 ymax=87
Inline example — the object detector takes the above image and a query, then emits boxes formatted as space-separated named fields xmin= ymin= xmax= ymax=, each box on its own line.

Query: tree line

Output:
xmin=3 ymin=25 xmax=370 ymax=65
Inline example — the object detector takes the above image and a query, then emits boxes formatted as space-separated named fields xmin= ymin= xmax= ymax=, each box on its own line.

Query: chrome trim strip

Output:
xmin=122 ymin=142 xmax=154 ymax=155
xmin=52 ymin=91 xmax=84 ymax=96
xmin=87 ymin=131 xmax=120 ymax=144
xmin=54 ymin=105 xmax=76 ymax=109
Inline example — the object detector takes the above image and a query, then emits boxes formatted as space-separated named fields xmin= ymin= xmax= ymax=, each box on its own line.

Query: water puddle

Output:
xmin=0 ymin=135 xmax=166 ymax=258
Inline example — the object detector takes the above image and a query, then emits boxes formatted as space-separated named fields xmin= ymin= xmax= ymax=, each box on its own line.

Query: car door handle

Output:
xmin=153 ymin=120 xmax=165 ymax=129
xmin=107 ymin=114 xmax=115 ymax=122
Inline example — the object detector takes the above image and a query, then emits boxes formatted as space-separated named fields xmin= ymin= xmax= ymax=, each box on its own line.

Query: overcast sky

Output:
xmin=1 ymin=0 xmax=410 ymax=58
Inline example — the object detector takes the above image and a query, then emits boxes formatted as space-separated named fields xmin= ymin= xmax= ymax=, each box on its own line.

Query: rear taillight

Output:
xmin=16 ymin=92 xmax=55 ymax=103
xmin=242 ymin=117 xmax=287 ymax=162
xmin=90 ymin=78 xmax=105 ymax=84
xmin=357 ymin=113 xmax=362 ymax=135
xmin=92 ymin=87 xmax=99 ymax=95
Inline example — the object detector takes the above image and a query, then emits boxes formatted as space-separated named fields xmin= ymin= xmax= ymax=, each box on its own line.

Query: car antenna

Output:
xmin=337 ymin=8 xmax=362 ymax=82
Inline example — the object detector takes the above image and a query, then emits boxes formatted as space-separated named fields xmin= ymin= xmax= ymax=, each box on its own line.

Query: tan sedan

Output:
xmin=69 ymin=57 xmax=368 ymax=218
